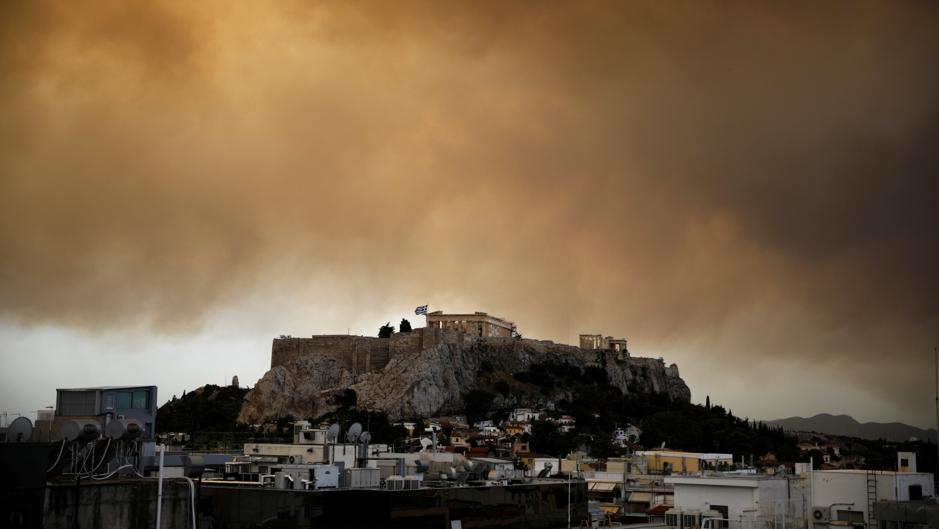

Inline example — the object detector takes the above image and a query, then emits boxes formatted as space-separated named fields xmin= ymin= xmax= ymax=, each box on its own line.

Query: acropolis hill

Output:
xmin=239 ymin=313 xmax=690 ymax=424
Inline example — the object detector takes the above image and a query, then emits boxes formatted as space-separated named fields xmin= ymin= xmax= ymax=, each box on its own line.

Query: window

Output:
xmin=710 ymin=505 xmax=729 ymax=529
xmin=104 ymin=394 xmax=115 ymax=410
xmin=836 ymin=510 xmax=864 ymax=523
xmin=132 ymin=390 xmax=149 ymax=409
xmin=909 ymin=484 xmax=923 ymax=500
xmin=900 ymin=458 xmax=909 ymax=467
xmin=116 ymin=392 xmax=132 ymax=409
xmin=58 ymin=390 xmax=96 ymax=416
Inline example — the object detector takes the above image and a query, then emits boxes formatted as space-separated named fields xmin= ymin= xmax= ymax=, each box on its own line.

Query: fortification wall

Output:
xmin=271 ymin=330 xmax=432 ymax=374
xmin=271 ymin=329 xmax=595 ymax=374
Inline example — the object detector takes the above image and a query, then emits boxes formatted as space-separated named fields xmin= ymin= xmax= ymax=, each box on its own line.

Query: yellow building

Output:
xmin=504 ymin=423 xmax=526 ymax=436
xmin=636 ymin=450 xmax=734 ymax=474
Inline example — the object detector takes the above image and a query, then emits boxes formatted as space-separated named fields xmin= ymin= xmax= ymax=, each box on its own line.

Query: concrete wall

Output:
xmin=810 ymin=470 xmax=935 ymax=524
xmin=43 ymin=479 xmax=192 ymax=529
xmin=671 ymin=479 xmax=759 ymax=518
xmin=757 ymin=478 xmax=806 ymax=524
xmin=670 ymin=477 xmax=805 ymax=527
xmin=202 ymin=480 xmax=588 ymax=529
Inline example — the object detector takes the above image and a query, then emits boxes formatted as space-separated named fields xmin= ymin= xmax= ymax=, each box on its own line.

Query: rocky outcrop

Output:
xmin=238 ymin=337 xmax=690 ymax=424
xmin=237 ymin=355 xmax=356 ymax=423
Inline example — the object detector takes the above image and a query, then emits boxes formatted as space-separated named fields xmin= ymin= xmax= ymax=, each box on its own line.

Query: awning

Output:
xmin=600 ymin=505 xmax=621 ymax=514
xmin=588 ymin=482 xmax=620 ymax=492
xmin=627 ymin=492 xmax=653 ymax=503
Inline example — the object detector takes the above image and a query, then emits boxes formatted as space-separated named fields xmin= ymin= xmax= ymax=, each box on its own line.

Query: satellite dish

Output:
xmin=347 ymin=422 xmax=362 ymax=443
xmin=52 ymin=420 xmax=80 ymax=442
xmin=326 ymin=424 xmax=340 ymax=443
xmin=106 ymin=419 xmax=127 ymax=439
xmin=124 ymin=421 xmax=142 ymax=439
xmin=76 ymin=423 xmax=100 ymax=443
xmin=7 ymin=417 xmax=33 ymax=443
xmin=359 ymin=431 xmax=371 ymax=445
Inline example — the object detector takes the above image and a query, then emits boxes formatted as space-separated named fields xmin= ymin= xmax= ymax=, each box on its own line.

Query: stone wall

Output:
xmin=271 ymin=330 xmax=433 ymax=374
xmin=271 ymin=328 xmax=515 ymax=374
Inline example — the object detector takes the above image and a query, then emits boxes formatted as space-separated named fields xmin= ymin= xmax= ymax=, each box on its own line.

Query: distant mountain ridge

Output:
xmin=767 ymin=413 xmax=936 ymax=443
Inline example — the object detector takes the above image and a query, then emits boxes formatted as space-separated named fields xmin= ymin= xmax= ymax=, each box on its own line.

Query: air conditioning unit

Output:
xmin=386 ymin=476 xmax=404 ymax=491
xmin=811 ymin=507 xmax=830 ymax=523
xmin=665 ymin=509 xmax=681 ymax=529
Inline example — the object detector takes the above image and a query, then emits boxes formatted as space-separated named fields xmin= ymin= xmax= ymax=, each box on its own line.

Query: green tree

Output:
xmin=464 ymin=390 xmax=495 ymax=424
xmin=378 ymin=323 xmax=395 ymax=338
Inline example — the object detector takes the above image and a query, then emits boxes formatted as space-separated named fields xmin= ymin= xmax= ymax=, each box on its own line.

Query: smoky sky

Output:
xmin=1 ymin=1 xmax=937 ymax=425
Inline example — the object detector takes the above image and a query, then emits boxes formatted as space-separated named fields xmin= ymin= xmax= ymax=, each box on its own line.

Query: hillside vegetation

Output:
xmin=156 ymin=384 xmax=250 ymax=435
xmin=472 ymin=360 xmax=799 ymax=461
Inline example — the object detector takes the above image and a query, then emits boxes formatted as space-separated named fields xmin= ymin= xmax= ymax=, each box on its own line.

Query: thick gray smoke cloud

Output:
xmin=1 ymin=1 xmax=937 ymax=424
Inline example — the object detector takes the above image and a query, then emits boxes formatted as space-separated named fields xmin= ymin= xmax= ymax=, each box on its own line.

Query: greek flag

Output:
xmin=414 ymin=305 xmax=428 ymax=315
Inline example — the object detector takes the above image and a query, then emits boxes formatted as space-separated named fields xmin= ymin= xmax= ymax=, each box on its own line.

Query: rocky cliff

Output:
xmin=238 ymin=337 xmax=690 ymax=423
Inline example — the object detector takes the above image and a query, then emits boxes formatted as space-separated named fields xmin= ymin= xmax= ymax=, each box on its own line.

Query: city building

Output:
xmin=53 ymin=385 xmax=158 ymax=439
xmin=637 ymin=450 xmax=735 ymax=474
xmin=809 ymin=469 xmax=935 ymax=527
xmin=450 ymin=431 xmax=470 ymax=449
xmin=238 ymin=422 xmax=391 ymax=472
xmin=425 ymin=311 xmax=515 ymax=338
xmin=614 ymin=424 xmax=642 ymax=445
xmin=898 ymin=451 xmax=917 ymax=473
xmin=512 ymin=408 xmax=540 ymax=423
xmin=666 ymin=474 xmax=807 ymax=527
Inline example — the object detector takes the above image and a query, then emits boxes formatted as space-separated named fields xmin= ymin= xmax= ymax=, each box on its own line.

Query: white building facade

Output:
xmin=809 ymin=470 xmax=935 ymax=526
xmin=666 ymin=475 xmax=807 ymax=529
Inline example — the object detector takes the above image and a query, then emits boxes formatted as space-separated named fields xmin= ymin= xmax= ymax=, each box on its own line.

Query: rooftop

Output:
xmin=814 ymin=469 xmax=933 ymax=477
xmin=636 ymin=450 xmax=733 ymax=460
xmin=665 ymin=475 xmax=794 ymax=487
xmin=57 ymin=385 xmax=156 ymax=392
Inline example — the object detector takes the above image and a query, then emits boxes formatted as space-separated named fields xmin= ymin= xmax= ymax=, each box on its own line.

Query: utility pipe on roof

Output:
xmin=155 ymin=444 xmax=165 ymax=529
